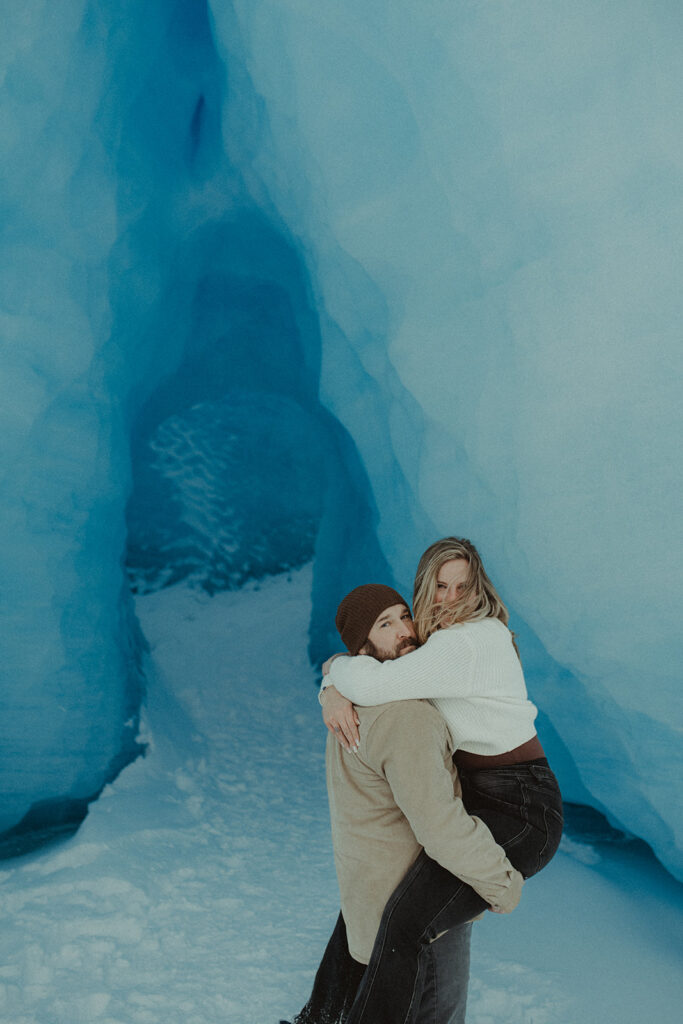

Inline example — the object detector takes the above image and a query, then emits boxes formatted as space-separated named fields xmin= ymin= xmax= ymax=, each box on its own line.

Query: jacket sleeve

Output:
xmin=367 ymin=704 xmax=523 ymax=913
xmin=325 ymin=628 xmax=475 ymax=706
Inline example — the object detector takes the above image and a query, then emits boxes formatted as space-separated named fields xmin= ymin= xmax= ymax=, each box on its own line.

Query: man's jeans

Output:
xmin=414 ymin=922 xmax=472 ymax=1024
xmin=292 ymin=916 xmax=471 ymax=1024
xmin=345 ymin=759 xmax=563 ymax=1024
xmin=292 ymin=913 xmax=364 ymax=1024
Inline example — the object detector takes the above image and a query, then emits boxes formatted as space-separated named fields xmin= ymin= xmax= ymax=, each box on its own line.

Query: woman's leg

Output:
xmin=459 ymin=759 xmax=564 ymax=880
xmin=345 ymin=760 xmax=563 ymax=1024
xmin=293 ymin=912 xmax=366 ymax=1024
xmin=345 ymin=853 xmax=486 ymax=1024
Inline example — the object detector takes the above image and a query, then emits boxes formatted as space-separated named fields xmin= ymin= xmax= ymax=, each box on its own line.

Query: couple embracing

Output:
xmin=286 ymin=537 xmax=563 ymax=1024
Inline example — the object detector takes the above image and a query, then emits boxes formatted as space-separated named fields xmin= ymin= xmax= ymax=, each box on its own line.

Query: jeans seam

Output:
xmin=404 ymin=885 xmax=468 ymax=1024
xmin=404 ymin=963 xmax=426 ymax=1024
xmin=429 ymin=946 xmax=438 ymax=1024
xmin=353 ymin=855 xmax=469 ymax=1024
xmin=537 ymin=804 xmax=563 ymax=873
xmin=410 ymin=944 xmax=436 ymax=1024
xmin=350 ymin=854 xmax=429 ymax=1023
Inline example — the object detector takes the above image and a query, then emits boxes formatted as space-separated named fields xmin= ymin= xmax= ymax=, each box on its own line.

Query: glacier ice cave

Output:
xmin=1 ymin=0 xmax=681 ymax=883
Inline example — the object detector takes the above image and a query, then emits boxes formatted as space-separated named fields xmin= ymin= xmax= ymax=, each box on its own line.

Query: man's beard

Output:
xmin=364 ymin=637 xmax=418 ymax=663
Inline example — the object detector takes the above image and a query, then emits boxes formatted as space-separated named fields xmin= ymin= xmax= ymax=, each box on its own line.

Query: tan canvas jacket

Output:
xmin=326 ymin=699 xmax=523 ymax=963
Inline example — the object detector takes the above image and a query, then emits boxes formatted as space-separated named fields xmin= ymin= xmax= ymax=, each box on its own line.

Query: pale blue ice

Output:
xmin=0 ymin=0 xmax=681 ymax=904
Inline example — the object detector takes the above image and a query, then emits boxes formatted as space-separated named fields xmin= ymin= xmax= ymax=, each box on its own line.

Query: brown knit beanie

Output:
xmin=335 ymin=584 xmax=409 ymax=655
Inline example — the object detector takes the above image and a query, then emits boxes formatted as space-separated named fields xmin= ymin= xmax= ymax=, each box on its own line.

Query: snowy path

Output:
xmin=1 ymin=569 xmax=681 ymax=1023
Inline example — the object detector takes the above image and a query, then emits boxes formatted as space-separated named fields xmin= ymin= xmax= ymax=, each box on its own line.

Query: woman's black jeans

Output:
xmin=344 ymin=758 xmax=563 ymax=1024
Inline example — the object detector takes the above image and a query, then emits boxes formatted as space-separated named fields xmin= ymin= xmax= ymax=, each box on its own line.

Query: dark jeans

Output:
xmin=345 ymin=758 xmax=563 ymax=1024
xmin=413 ymin=920 xmax=472 ymax=1024
xmin=293 ymin=913 xmax=365 ymax=1024
xmin=293 ymin=914 xmax=472 ymax=1024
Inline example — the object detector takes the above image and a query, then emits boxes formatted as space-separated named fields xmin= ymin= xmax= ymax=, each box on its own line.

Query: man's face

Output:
xmin=360 ymin=604 xmax=418 ymax=662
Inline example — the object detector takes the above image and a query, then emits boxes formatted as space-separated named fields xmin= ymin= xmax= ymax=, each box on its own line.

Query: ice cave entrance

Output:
xmin=126 ymin=391 xmax=327 ymax=597
xmin=0 ymin=211 xmax=387 ymax=860
xmin=125 ymin=211 xmax=388 ymax=637
xmin=127 ymin=213 xmax=328 ymax=595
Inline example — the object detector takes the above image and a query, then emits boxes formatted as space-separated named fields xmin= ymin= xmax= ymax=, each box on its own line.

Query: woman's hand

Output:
xmin=321 ymin=685 xmax=361 ymax=752
xmin=322 ymin=652 xmax=348 ymax=675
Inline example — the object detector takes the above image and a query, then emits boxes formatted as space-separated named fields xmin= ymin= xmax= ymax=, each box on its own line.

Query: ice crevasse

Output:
xmin=0 ymin=0 xmax=681 ymax=881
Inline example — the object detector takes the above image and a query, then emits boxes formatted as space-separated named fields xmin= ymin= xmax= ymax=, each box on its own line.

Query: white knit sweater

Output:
xmin=325 ymin=618 xmax=538 ymax=755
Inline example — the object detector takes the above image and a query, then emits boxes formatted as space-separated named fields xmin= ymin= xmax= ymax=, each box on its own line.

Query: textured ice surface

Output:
xmin=0 ymin=0 xmax=388 ymax=844
xmin=1 ymin=1 xmax=681 ymax=880
xmin=210 ymin=0 xmax=683 ymax=876
xmin=127 ymin=393 xmax=326 ymax=593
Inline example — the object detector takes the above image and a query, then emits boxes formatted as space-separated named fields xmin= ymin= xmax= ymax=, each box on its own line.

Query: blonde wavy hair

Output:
xmin=412 ymin=537 xmax=511 ymax=644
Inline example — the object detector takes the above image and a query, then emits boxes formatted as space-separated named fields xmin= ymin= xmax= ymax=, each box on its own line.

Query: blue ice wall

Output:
xmin=0 ymin=0 xmax=389 ymax=851
xmin=0 ymin=0 xmax=224 ymax=841
xmin=210 ymin=0 xmax=683 ymax=877
xmin=1 ymin=0 xmax=681 ymax=879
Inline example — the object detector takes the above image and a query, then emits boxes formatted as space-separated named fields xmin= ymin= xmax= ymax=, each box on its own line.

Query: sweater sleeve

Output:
xmin=325 ymin=628 xmax=475 ymax=706
xmin=367 ymin=705 xmax=522 ymax=912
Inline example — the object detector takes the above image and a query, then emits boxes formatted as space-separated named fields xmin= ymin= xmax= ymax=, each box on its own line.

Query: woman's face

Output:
xmin=434 ymin=558 xmax=469 ymax=606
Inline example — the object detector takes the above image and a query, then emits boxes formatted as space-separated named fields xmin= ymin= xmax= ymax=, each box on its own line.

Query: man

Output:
xmin=288 ymin=584 xmax=522 ymax=1024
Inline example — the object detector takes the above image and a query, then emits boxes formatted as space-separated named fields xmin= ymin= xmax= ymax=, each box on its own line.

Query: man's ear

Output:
xmin=358 ymin=642 xmax=370 ymax=656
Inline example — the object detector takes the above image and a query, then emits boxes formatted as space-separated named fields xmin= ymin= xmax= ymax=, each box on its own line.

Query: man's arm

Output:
xmin=368 ymin=703 xmax=523 ymax=913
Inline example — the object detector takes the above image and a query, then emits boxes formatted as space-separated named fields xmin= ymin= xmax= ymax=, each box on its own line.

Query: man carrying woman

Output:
xmin=288 ymin=581 xmax=524 ymax=1024
xmin=289 ymin=538 xmax=562 ymax=1024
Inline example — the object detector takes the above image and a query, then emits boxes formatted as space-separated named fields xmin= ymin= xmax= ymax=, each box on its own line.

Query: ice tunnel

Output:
xmin=0 ymin=0 xmax=391 ymax=856
xmin=1 ymin=0 xmax=682 ymax=882
xmin=124 ymin=211 xmax=393 ymax=644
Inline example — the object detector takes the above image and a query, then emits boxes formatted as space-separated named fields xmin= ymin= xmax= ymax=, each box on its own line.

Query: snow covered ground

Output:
xmin=0 ymin=568 xmax=681 ymax=1024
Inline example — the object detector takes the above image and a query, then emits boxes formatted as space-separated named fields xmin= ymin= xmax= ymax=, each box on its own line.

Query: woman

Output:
xmin=320 ymin=537 xmax=563 ymax=1024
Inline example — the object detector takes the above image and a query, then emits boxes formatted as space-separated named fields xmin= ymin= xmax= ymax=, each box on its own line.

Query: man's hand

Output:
xmin=487 ymin=868 xmax=524 ymax=913
xmin=321 ymin=685 xmax=361 ymax=752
